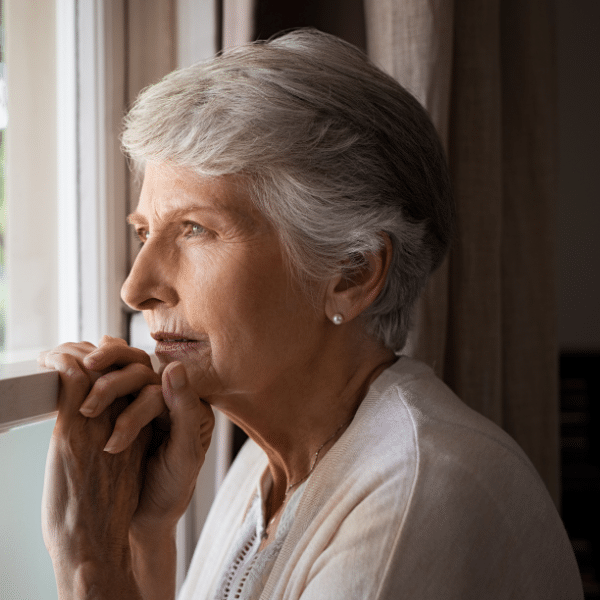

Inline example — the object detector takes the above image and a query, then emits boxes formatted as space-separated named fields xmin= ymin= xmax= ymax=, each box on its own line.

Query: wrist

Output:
xmin=129 ymin=520 xmax=177 ymax=550
xmin=54 ymin=559 xmax=142 ymax=600
xmin=129 ymin=525 xmax=177 ymax=600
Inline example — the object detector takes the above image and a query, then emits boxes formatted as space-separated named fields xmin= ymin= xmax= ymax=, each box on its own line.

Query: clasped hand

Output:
xmin=38 ymin=336 xmax=214 ymax=593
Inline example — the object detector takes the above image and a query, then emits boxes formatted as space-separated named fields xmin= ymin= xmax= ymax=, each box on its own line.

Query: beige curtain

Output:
xmin=125 ymin=0 xmax=177 ymax=268
xmin=365 ymin=0 xmax=560 ymax=504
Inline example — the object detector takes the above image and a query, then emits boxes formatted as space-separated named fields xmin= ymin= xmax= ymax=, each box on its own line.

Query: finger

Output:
xmin=103 ymin=384 xmax=165 ymax=454
xmin=79 ymin=362 xmax=161 ymax=417
xmin=37 ymin=350 xmax=50 ymax=366
xmin=38 ymin=342 xmax=97 ymax=368
xmin=84 ymin=341 xmax=153 ymax=372
xmin=99 ymin=334 xmax=128 ymax=347
xmin=40 ymin=351 xmax=103 ymax=388
xmin=161 ymin=362 xmax=215 ymax=467
xmin=41 ymin=353 xmax=92 ymax=417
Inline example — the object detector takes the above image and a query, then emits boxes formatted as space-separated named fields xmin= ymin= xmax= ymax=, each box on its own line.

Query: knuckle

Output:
xmin=69 ymin=371 xmax=92 ymax=394
xmin=127 ymin=361 xmax=147 ymax=376
xmin=147 ymin=383 xmax=164 ymax=396
xmin=67 ymin=366 xmax=87 ymax=383
xmin=129 ymin=362 xmax=159 ymax=383
xmin=55 ymin=342 xmax=74 ymax=352
xmin=92 ymin=375 xmax=112 ymax=393
xmin=130 ymin=350 xmax=153 ymax=369
xmin=90 ymin=375 xmax=119 ymax=400
xmin=139 ymin=385 xmax=165 ymax=412
xmin=100 ymin=335 xmax=128 ymax=347
xmin=138 ymin=382 xmax=162 ymax=400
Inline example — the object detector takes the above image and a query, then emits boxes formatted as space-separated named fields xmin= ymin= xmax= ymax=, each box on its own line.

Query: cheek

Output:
xmin=177 ymin=243 xmax=321 ymax=368
xmin=176 ymin=248 xmax=271 ymax=346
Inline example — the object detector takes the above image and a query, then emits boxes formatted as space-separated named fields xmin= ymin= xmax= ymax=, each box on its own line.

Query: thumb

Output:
xmin=161 ymin=362 xmax=214 ymax=461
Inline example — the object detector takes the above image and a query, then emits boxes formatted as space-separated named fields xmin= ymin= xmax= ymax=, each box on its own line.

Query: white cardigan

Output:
xmin=178 ymin=357 xmax=583 ymax=600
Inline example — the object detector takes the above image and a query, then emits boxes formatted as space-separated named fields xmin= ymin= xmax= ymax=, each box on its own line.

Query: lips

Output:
xmin=152 ymin=331 xmax=200 ymax=342
xmin=155 ymin=339 xmax=205 ymax=354
xmin=152 ymin=331 xmax=207 ymax=358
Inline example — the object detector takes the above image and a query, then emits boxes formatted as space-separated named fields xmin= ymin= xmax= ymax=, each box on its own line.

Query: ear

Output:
xmin=324 ymin=233 xmax=393 ymax=324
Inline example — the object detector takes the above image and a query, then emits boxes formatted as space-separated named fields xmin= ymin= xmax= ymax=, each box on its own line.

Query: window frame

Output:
xmin=1 ymin=1 xmax=232 ymax=594
xmin=0 ymin=360 xmax=58 ymax=434
xmin=0 ymin=0 xmax=129 ymax=430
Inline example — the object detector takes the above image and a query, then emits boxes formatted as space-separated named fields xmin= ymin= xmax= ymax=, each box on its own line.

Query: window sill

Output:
xmin=0 ymin=361 xmax=58 ymax=434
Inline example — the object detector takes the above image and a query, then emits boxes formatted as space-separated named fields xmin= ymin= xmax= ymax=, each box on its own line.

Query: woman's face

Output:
xmin=121 ymin=163 xmax=326 ymax=407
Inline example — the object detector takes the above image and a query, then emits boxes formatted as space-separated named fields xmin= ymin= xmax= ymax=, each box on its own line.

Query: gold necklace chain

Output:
xmin=264 ymin=360 xmax=394 ymax=539
xmin=284 ymin=415 xmax=353 ymax=497
xmin=263 ymin=415 xmax=353 ymax=539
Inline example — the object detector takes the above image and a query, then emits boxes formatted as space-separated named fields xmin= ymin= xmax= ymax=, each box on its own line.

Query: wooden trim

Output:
xmin=0 ymin=362 xmax=58 ymax=434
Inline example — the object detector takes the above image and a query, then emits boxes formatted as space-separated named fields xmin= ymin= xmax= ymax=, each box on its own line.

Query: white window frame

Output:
xmin=3 ymin=0 xmax=127 ymax=365
xmin=1 ymin=1 xmax=233 ymax=594
xmin=0 ymin=0 xmax=128 ymax=435
xmin=74 ymin=0 xmax=128 ymax=345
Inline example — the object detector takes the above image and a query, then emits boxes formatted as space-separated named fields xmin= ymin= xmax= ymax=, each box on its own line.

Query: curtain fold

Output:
xmin=498 ymin=0 xmax=559 ymax=503
xmin=365 ymin=0 xmax=454 ymax=378
xmin=364 ymin=0 xmax=559 ymax=503
xmin=125 ymin=0 xmax=177 ymax=268
xmin=223 ymin=0 xmax=255 ymax=48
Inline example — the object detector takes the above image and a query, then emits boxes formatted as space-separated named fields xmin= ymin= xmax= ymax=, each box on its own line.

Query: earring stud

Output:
xmin=332 ymin=314 xmax=343 ymax=325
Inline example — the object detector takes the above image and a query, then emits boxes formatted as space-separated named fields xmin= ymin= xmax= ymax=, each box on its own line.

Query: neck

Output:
xmin=217 ymin=335 xmax=397 ymax=516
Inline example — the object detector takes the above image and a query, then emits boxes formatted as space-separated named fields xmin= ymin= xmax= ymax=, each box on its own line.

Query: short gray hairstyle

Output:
xmin=122 ymin=29 xmax=454 ymax=352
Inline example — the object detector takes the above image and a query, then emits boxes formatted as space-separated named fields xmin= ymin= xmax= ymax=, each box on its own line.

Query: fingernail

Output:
xmin=80 ymin=397 xmax=97 ymax=416
xmin=169 ymin=363 xmax=186 ymax=390
xmin=104 ymin=432 xmax=123 ymax=453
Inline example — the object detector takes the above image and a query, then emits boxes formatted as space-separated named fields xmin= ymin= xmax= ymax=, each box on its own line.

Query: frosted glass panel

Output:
xmin=0 ymin=419 xmax=57 ymax=600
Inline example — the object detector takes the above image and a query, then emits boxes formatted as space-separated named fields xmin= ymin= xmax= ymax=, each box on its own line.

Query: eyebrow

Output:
xmin=126 ymin=205 xmax=233 ymax=226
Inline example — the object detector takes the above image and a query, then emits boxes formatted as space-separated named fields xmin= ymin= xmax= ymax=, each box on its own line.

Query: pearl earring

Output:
xmin=332 ymin=314 xmax=343 ymax=325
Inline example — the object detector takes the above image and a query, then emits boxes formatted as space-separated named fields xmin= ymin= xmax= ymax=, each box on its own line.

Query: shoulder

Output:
xmin=277 ymin=357 xmax=583 ymax=599
xmin=357 ymin=356 xmax=541 ymax=484
xmin=349 ymin=357 xmax=561 ymax=543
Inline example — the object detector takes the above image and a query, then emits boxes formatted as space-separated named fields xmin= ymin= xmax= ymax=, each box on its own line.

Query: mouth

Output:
xmin=152 ymin=331 xmax=207 ymax=357
xmin=152 ymin=331 xmax=200 ymax=342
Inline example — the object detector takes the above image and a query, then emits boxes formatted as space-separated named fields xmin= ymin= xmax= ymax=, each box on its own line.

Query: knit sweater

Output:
xmin=178 ymin=356 xmax=583 ymax=600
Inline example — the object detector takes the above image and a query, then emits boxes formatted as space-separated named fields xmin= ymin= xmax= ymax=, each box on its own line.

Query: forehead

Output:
xmin=128 ymin=162 xmax=263 ymax=227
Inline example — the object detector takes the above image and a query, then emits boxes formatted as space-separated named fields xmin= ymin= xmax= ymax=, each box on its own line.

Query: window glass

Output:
xmin=0 ymin=3 xmax=58 ymax=598
xmin=3 ymin=0 xmax=59 ymax=361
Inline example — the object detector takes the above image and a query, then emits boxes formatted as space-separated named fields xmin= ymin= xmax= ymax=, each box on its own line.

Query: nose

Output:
xmin=120 ymin=240 xmax=179 ymax=311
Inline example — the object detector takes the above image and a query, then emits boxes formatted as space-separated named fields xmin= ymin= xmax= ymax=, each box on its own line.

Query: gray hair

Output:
xmin=122 ymin=29 xmax=454 ymax=352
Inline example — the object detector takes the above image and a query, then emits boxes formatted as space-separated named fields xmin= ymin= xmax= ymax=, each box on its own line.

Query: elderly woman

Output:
xmin=39 ymin=29 xmax=582 ymax=600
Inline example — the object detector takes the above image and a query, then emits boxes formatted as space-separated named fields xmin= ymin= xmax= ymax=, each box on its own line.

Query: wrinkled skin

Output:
xmin=39 ymin=335 xmax=214 ymax=597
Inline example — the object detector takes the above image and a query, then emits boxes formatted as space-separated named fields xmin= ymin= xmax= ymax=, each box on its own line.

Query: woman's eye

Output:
xmin=185 ymin=223 xmax=208 ymax=237
xmin=135 ymin=229 xmax=149 ymax=248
